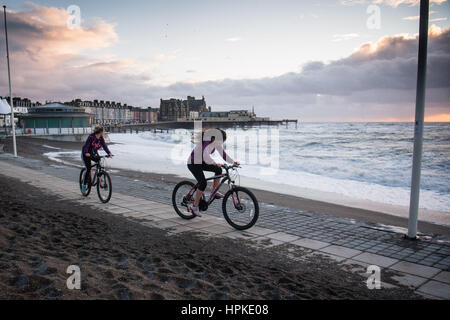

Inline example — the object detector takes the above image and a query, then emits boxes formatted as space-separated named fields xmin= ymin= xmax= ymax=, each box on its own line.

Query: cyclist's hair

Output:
xmin=94 ymin=125 xmax=104 ymax=135
xmin=192 ymin=128 xmax=226 ymax=144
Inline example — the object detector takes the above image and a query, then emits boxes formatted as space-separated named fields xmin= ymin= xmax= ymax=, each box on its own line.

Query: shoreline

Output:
xmin=2 ymin=136 xmax=449 ymax=235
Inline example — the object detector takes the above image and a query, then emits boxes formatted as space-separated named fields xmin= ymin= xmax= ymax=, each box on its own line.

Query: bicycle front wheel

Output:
xmin=222 ymin=187 xmax=259 ymax=230
xmin=97 ymin=171 xmax=112 ymax=203
xmin=79 ymin=168 xmax=92 ymax=196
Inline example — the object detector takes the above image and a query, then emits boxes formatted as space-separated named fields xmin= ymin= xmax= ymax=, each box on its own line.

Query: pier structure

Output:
xmin=105 ymin=119 xmax=298 ymax=134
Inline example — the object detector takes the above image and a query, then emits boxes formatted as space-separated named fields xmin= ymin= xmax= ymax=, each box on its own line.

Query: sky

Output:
xmin=0 ymin=0 xmax=448 ymax=121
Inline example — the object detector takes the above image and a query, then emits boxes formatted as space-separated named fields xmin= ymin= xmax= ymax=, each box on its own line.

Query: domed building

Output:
xmin=20 ymin=102 xmax=93 ymax=135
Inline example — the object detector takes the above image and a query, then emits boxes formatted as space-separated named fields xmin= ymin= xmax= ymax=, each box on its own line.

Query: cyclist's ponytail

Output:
xmin=94 ymin=125 xmax=104 ymax=135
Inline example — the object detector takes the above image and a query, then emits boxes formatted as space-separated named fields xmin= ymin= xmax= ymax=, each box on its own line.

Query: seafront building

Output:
xmin=64 ymin=99 xmax=159 ymax=125
xmin=0 ymin=96 xmax=39 ymax=127
xmin=2 ymin=95 xmax=264 ymax=132
xmin=159 ymin=96 xmax=209 ymax=121
xmin=19 ymin=102 xmax=92 ymax=134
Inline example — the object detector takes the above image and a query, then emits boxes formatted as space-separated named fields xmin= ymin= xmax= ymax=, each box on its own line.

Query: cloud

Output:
xmin=153 ymin=25 xmax=450 ymax=121
xmin=402 ymin=11 xmax=442 ymax=21
xmin=0 ymin=3 xmax=448 ymax=121
xmin=402 ymin=15 xmax=420 ymax=20
xmin=430 ymin=17 xmax=448 ymax=22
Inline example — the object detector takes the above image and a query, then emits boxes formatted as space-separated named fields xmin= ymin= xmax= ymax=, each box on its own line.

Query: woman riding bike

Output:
xmin=187 ymin=128 xmax=239 ymax=217
xmin=81 ymin=125 xmax=113 ymax=193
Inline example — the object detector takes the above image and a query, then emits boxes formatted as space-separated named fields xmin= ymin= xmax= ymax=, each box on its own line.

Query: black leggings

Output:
xmin=187 ymin=163 xmax=222 ymax=192
xmin=81 ymin=153 xmax=99 ymax=185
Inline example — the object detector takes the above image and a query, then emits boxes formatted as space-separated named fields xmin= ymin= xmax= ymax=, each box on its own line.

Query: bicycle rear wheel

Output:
xmin=172 ymin=181 xmax=197 ymax=219
xmin=222 ymin=187 xmax=259 ymax=230
xmin=79 ymin=168 xmax=92 ymax=196
xmin=97 ymin=171 xmax=112 ymax=203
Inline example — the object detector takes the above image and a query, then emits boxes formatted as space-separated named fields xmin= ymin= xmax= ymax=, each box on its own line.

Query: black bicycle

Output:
xmin=172 ymin=164 xmax=259 ymax=230
xmin=79 ymin=155 xmax=112 ymax=203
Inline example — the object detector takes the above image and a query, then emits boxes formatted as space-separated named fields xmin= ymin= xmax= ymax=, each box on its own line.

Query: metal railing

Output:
xmin=0 ymin=127 xmax=91 ymax=136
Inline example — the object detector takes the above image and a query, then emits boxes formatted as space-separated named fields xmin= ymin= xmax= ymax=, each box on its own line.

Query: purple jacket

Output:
xmin=82 ymin=134 xmax=111 ymax=155
xmin=188 ymin=140 xmax=234 ymax=165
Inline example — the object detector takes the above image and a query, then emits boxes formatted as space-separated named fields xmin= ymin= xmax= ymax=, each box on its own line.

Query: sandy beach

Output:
xmin=2 ymin=136 xmax=449 ymax=235
xmin=0 ymin=173 xmax=423 ymax=299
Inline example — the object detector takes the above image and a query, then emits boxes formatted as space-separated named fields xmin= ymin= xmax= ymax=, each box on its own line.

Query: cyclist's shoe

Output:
xmin=214 ymin=191 xmax=225 ymax=199
xmin=81 ymin=184 xmax=87 ymax=194
xmin=188 ymin=204 xmax=202 ymax=217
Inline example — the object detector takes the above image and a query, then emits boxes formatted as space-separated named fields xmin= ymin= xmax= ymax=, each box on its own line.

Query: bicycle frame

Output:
xmin=186 ymin=166 xmax=240 ymax=206
xmin=85 ymin=158 xmax=107 ymax=187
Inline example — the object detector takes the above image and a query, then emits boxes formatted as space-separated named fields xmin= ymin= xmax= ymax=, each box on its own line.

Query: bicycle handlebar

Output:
xmin=222 ymin=163 xmax=241 ymax=170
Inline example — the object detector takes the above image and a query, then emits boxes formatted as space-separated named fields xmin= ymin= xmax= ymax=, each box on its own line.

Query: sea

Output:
xmin=45 ymin=122 xmax=450 ymax=215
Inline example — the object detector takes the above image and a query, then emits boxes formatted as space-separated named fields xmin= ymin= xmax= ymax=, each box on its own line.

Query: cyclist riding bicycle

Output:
xmin=187 ymin=128 xmax=239 ymax=217
xmin=81 ymin=125 xmax=113 ymax=193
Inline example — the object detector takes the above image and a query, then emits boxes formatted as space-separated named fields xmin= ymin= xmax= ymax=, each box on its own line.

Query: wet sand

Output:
xmin=2 ymin=135 xmax=449 ymax=235
xmin=0 ymin=174 xmax=422 ymax=299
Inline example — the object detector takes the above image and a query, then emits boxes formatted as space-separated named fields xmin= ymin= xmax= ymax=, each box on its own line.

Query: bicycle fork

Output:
xmin=228 ymin=183 xmax=242 ymax=209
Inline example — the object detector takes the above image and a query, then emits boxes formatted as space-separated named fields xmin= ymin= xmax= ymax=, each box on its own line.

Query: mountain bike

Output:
xmin=79 ymin=155 xmax=112 ymax=203
xmin=172 ymin=164 xmax=259 ymax=230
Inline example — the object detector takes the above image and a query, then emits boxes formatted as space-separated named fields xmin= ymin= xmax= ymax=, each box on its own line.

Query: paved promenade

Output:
xmin=0 ymin=153 xmax=449 ymax=299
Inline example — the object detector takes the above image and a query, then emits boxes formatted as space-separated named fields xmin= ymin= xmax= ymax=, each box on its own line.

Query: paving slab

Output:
xmin=251 ymin=236 xmax=284 ymax=248
xmin=308 ymin=251 xmax=347 ymax=263
xmin=246 ymin=226 xmax=277 ymax=236
xmin=319 ymin=245 xmax=361 ymax=259
xmin=380 ymin=282 xmax=398 ymax=289
xmin=390 ymin=261 xmax=441 ymax=278
xmin=105 ymin=207 xmax=132 ymax=214
xmin=168 ymin=217 xmax=197 ymax=225
xmin=192 ymin=219 xmax=222 ymax=229
xmin=391 ymin=273 xmax=428 ymax=288
xmin=134 ymin=215 xmax=166 ymax=222
xmin=223 ymin=231 xmax=257 ymax=240
xmin=122 ymin=211 xmax=152 ymax=218
xmin=340 ymin=259 xmax=370 ymax=276
xmin=417 ymin=280 xmax=450 ymax=299
xmin=167 ymin=225 xmax=194 ymax=234
xmin=432 ymin=271 xmax=450 ymax=285
xmin=266 ymin=232 xmax=299 ymax=242
xmin=292 ymin=238 xmax=330 ymax=250
xmin=153 ymin=219 xmax=180 ymax=229
xmin=353 ymin=252 xmax=398 ymax=268
xmin=201 ymin=224 xmax=234 ymax=235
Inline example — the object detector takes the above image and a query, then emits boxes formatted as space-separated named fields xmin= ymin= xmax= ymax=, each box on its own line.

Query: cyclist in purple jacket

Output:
xmin=187 ymin=128 xmax=239 ymax=217
xmin=81 ymin=125 xmax=113 ymax=193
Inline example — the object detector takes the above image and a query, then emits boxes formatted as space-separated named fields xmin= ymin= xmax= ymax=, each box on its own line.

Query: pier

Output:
xmin=281 ymin=119 xmax=298 ymax=128
xmin=107 ymin=119 xmax=298 ymax=133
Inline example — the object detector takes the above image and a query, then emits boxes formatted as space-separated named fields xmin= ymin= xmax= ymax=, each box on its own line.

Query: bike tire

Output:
xmin=222 ymin=186 xmax=259 ymax=230
xmin=79 ymin=168 xmax=92 ymax=196
xmin=97 ymin=171 xmax=112 ymax=203
xmin=172 ymin=180 xmax=197 ymax=219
